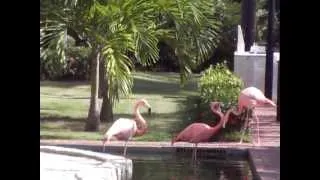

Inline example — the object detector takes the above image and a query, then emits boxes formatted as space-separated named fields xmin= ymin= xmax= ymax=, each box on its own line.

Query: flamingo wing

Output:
xmin=104 ymin=118 xmax=137 ymax=141
xmin=175 ymin=123 xmax=211 ymax=142
xmin=242 ymin=87 xmax=266 ymax=101
xmin=189 ymin=125 xmax=213 ymax=143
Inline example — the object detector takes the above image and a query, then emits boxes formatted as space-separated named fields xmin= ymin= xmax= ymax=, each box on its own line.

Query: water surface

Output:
xmin=129 ymin=153 xmax=253 ymax=180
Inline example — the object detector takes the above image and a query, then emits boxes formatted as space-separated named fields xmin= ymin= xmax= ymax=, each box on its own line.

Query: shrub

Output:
xmin=40 ymin=47 xmax=91 ymax=81
xmin=198 ymin=62 xmax=244 ymax=110
xmin=195 ymin=63 xmax=250 ymax=142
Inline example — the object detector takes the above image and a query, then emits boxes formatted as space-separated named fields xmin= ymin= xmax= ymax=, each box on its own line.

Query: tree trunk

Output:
xmin=98 ymin=58 xmax=105 ymax=98
xmin=241 ymin=0 xmax=256 ymax=51
xmin=100 ymin=91 xmax=114 ymax=122
xmin=99 ymin=57 xmax=114 ymax=122
xmin=85 ymin=47 xmax=101 ymax=131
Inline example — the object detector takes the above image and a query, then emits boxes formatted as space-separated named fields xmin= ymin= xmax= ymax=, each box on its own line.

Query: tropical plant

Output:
xmin=198 ymin=62 xmax=244 ymax=110
xmin=40 ymin=0 xmax=222 ymax=131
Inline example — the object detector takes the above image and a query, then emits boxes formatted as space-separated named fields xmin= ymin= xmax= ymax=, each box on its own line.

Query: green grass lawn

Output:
xmin=40 ymin=72 xmax=250 ymax=142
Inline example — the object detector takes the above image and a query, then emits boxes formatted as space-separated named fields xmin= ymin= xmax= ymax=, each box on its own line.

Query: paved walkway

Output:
xmin=248 ymin=107 xmax=280 ymax=180
xmin=251 ymin=107 xmax=280 ymax=146
xmin=40 ymin=107 xmax=279 ymax=180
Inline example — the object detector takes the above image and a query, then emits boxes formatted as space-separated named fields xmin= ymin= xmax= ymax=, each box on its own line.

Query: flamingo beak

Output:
xmin=148 ymin=108 xmax=151 ymax=115
xmin=210 ymin=102 xmax=220 ymax=110
xmin=223 ymin=117 xmax=226 ymax=128
xmin=145 ymin=102 xmax=151 ymax=115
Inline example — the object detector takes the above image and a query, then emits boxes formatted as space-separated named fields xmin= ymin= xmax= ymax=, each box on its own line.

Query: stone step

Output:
xmin=252 ymin=137 xmax=280 ymax=141
xmin=249 ymin=129 xmax=280 ymax=133
xmin=250 ymin=125 xmax=280 ymax=129
xmin=251 ymin=127 xmax=280 ymax=130
xmin=255 ymin=126 xmax=279 ymax=129
xmin=251 ymin=132 xmax=280 ymax=139
xmin=251 ymin=138 xmax=280 ymax=142
xmin=251 ymin=129 xmax=279 ymax=132
xmin=250 ymin=122 xmax=279 ymax=125
xmin=251 ymin=132 xmax=280 ymax=136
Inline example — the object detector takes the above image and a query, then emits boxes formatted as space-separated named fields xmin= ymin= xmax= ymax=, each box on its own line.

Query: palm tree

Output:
xmin=40 ymin=0 xmax=222 ymax=131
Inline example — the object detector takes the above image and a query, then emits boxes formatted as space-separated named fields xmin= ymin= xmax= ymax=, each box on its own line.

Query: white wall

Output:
xmin=234 ymin=52 xmax=279 ymax=102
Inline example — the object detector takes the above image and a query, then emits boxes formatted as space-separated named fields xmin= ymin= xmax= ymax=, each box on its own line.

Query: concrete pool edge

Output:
xmin=40 ymin=145 xmax=133 ymax=180
xmin=40 ymin=145 xmax=133 ymax=162
xmin=40 ymin=140 xmax=279 ymax=180
xmin=40 ymin=139 xmax=278 ymax=149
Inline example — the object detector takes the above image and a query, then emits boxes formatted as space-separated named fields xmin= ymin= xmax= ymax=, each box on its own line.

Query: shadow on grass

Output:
xmin=40 ymin=116 xmax=86 ymax=122
xmin=40 ymin=96 xmax=217 ymax=135
xmin=40 ymin=74 xmax=197 ymax=96
xmin=40 ymin=93 xmax=90 ymax=99
xmin=40 ymin=107 xmax=54 ymax=111
xmin=40 ymin=111 xmax=187 ymax=132
xmin=41 ymin=111 xmax=185 ymax=121
xmin=40 ymin=80 xmax=90 ymax=88
xmin=132 ymin=77 xmax=196 ymax=95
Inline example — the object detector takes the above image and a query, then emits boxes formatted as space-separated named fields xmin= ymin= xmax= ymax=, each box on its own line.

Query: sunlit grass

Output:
xmin=40 ymin=72 xmax=250 ymax=142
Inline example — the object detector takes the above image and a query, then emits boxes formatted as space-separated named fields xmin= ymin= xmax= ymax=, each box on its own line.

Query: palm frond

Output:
xmin=40 ymin=17 xmax=68 ymax=62
xmin=134 ymin=29 xmax=160 ymax=66
xmin=157 ymin=0 xmax=222 ymax=85
xmin=102 ymin=47 xmax=134 ymax=105
xmin=40 ymin=0 xmax=224 ymax=105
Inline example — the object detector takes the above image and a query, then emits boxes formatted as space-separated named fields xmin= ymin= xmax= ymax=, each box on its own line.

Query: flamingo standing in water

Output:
xmin=102 ymin=99 xmax=151 ymax=156
xmin=171 ymin=102 xmax=228 ymax=162
xmin=223 ymin=86 xmax=276 ymax=145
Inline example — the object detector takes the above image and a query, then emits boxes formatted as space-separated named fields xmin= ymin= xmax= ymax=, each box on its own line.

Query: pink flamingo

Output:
xmin=171 ymin=102 xmax=228 ymax=162
xmin=223 ymin=86 xmax=276 ymax=145
xmin=102 ymin=99 xmax=151 ymax=156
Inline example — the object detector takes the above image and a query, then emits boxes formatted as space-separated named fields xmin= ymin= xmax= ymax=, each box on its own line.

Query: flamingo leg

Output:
xmin=239 ymin=109 xmax=249 ymax=144
xmin=191 ymin=143 xmax=198 ymax=166
xmin=123 ymin=140 xmax=128 ymax=157
xmin=191 ymin=144 xmax=195 ymax=163
xmin=123 ymin=138 xmax=132 ymax=180
xmin=195 ymin=143 xmax=198 ymax=162
xmin=252 ymin=109 xmax=260 ymax=146
xmin=102 ymin=144 xmax=106 ymax=152
xmin=102 ymin=140 xmax=107 ymax=152
xmin=123 ymin=129 xmax=135 ymax=157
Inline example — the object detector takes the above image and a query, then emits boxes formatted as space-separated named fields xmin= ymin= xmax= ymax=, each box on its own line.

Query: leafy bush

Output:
xmin=198 ymin=62 xmax=244 ymax=110
xmin=176 ymin=63 xmax=249 ymax=143
xmin=40 ymin=52 xmax=66 ymax=80
xmin=40 ymin=47 xmax=91 ymax=81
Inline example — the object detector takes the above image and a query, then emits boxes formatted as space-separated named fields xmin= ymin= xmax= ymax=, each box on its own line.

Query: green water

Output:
xmin=127 ymin=154 xmax=254 ymax=180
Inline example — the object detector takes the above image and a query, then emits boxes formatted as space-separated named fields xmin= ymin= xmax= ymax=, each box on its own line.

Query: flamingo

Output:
xmin=102 ymin=98 xmax=151 ymax=156
xmin=223 ymin=86 xmax=276 ymax=145
xmin=171 ymin=102 xmax=228 ymax=162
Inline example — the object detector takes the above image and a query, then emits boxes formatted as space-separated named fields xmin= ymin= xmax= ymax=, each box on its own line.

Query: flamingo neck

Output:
xmin=223 ymin=108 xmax=242 ymax=127
xmin=135 ymin=127 xmax=147 ymax=136
xmin=264 ymin=98 xmax=277 ymax=107
xmin=134 ymin=104 xmax=147 ymax=136
xmin=210 ymin=110 xmax=225 ymax=132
